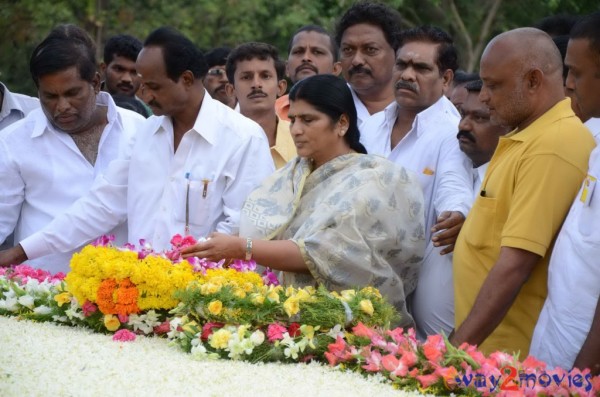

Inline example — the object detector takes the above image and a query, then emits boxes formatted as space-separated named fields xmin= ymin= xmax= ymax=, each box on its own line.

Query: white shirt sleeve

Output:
xmin=19 ymin=135 xmax=135 ymax=259
xmin=0 ymin=138 xmax=23 ymax=243
xmin=217 ymin=132 xmax=275 ymax=235
xmin=433 ymin=135 xmax=473 ymax=218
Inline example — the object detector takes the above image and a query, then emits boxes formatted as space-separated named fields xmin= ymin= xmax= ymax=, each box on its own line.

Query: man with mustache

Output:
xmin=0 ymin=25 xmax=145 ymax=273
xmin=203 ymin=47 xmax=237 ymax=109
xmin=226 ymin=42 xmax=295 ymax=169
xmin=275 ymin=25 xmax=342 ymax=121
xmin=335 ymin=1 xmax=402 ymax=152
xmin=100 ymin=35 xmax=149 ymax=116
xmin=386 ymin=26 xmax=473 ymax=341
xmin=0 ymin=27 xmax=274 ymax=269
xmin=456 ymin=79 xmax=509 ymax=197
xmin=451 ymin=28 xmax=595 ymax=357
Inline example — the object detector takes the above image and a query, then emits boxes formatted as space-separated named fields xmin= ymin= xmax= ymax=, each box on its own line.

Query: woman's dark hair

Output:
xmin=289 ymin=75 xmax=367 ymax=154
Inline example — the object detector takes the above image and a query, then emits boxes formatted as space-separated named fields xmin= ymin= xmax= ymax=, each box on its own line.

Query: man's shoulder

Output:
xmin=0 ymin=109 xmax=43 ymax=142
xmin=12 ymin=93 xmax=40 ymax=115
xmin=207 ymin=100 xmax=266 ymax=142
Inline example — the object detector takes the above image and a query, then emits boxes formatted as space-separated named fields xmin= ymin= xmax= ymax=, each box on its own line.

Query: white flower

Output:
xmin=0 ymin=297 xmax=18 ymax=312
xmin=326 ymin=324 xmax=345 ymax=340
xmin=128 ymin=311 xmax=161 ymax=335
xmin=33 ymin=305 xmax=52 ymax=315
xmin=18 ymin=295 xmax=35 ymax=309
xmin=250 ymin=330 xmax=265 ymax=346
xmin=167 ymin=317 xmax=183 ymax=339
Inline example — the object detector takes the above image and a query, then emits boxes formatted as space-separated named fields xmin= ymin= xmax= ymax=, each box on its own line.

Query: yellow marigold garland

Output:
xmin=66 ymin=245 xmax=198 ymax=314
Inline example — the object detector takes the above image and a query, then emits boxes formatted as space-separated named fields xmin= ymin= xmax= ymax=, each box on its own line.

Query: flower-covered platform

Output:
xmin=1 ymin=236 xmax=598 ymax=396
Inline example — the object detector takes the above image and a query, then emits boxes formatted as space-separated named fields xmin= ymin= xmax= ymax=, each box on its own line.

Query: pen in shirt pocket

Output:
xmin=201 ymin=173 xmax=215 ymax=199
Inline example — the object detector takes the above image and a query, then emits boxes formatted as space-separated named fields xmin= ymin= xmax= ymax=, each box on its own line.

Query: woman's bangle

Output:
xmin=245 ymin=237 xmax=253 ymax=261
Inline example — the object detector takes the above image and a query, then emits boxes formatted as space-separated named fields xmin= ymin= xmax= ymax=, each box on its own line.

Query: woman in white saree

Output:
xmin=183 ymin=75 xmax=425 ymax=327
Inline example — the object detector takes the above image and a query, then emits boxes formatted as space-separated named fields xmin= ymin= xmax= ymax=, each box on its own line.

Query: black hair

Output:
xmin=288 ymin=25 xmax=339 ymax=62
xmin=30 ymin=24 xmax=97 ymax=87
xmin=464 ymin=79 xmax=483 ymax=93
xmin=103 ymin=34 xmax=142 ymax=64
xmin=289 ymin=74 xmax=367 ymax=154
xmin=143 ymin=27 xmax=208 ymax=81
xmin=398 ymin=25 xmax=459 ymax=75
xmin=112 ymin=94 xmax=151 ymax=118
xmin=570 ymin=12 xmax=600 ymax=64
xmin=205 ymin=47 xmax=231 ymax=68
xmin=535 ymin=14 xmax=581 ymax=37
xmin=226 ymin=42 xmax=285 ymax=84
xmin=453 ymin=70 xmax=480 ymax=86
xmin=552 ymin=35 xmax=570 ymax=83
xmin=335 ymin=1 xmax=403 ymax=51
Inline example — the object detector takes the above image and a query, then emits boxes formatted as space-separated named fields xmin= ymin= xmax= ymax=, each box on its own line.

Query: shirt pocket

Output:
xmin=463 ymin=196 xmax=498 ymax=250
xmin=174 ymin=178 xmax=211 ymax=227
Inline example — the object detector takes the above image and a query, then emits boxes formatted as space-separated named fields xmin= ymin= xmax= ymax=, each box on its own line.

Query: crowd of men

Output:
xmin=0 ymin=1 xmax=598 ymax=376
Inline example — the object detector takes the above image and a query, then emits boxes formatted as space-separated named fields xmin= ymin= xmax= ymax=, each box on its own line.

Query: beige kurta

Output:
xmin=240 ymin=153 xmax=425 ymax=327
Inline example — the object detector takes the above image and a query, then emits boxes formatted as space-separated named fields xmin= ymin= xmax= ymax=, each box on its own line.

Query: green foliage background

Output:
xmin=1 ymin=0 xmax=598 ymax=96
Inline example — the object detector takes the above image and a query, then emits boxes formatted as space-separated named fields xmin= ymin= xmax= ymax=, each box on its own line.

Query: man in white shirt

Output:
xmin=334 ymin=2 xmax=402 ymax=146
xmin=0 ymin=82 xmax=40 ymax=251
xmin=0 ymin=27 xmax=275 ymax=269
xmin=455 ymin=80 xmax=510 ymax=198
xmin=0 ymin=25 xmax=145 ymax=273
xmin=530 ymin=12 xmax=600 ymax=375
xmin=384 ymin=26 xmax=473 ymax=340
xmin=0 ymin=82 xmax=39 ymax=131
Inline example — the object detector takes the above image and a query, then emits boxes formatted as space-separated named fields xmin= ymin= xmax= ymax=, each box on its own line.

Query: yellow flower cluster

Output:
xmin=283 ymin=286 xmax=317 ymax=317
xmin=66 ymin=246 xmax=198 ymax=311
xmin=196 ymin=269 xmax=264 ymax=298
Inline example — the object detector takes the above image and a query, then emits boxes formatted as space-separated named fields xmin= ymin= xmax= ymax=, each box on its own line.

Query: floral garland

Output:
xmin=1 ymin=236 xmax=599 ymax=397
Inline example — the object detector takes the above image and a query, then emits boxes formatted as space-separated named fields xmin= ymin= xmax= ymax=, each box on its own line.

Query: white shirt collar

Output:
xmin=155 ymin=89 xmax=219 ymax=146
xmin=30 ymin=91 xmax=118 ymax=138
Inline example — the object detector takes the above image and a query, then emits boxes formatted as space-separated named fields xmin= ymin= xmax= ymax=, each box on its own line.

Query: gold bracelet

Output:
xmin=245 ymin=237 xmax=253 ymax=261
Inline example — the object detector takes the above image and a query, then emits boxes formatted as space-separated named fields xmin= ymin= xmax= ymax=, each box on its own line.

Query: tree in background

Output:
xmin=1 ymin=0 xmax=598 ymax=96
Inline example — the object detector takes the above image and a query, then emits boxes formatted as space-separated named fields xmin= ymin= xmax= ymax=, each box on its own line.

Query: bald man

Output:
xmin=451 ymin=28 xmax=595 ymax=356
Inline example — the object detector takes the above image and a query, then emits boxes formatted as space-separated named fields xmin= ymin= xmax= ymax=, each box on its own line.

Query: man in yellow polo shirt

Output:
xmin=451 ymin=27 xmax=596 ymax=356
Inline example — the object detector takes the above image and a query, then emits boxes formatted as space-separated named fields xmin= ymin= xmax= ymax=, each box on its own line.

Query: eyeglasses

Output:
xmin=207 ymin=68 xmax=226 ymax=76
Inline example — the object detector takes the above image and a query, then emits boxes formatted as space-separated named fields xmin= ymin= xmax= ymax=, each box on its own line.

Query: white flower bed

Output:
xmin=0 ymin=317 xmax=432 ymax=397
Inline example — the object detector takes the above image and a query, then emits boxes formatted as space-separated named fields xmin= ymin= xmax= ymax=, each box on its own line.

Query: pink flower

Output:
xmin=435 ymin=366 xmax=459 ymax=388
xmin=385 ymin=327 xmax=405 ymax=344
xmin=324 ymin=336 xmax=352 ymax=366
xmin=489 ymin=351 xmax=515 ymax=368
xmin=361 ymin=348 xmax=383 ymax=372
xmin=381 ymin=354 xmax=409 ymax=377
xmin=201 ymin=322 xmax=224 ymax=341
xmin=262 ymin=268 xmax=280 ymax=286
xmin=92 ymin=235 xmax=115 ymax=247
xmin=416 ymin=373 xmax=441 ymax=389
xmin=117 ymin=313 xmax=129 ymax=323
xmin=400 ymin=349 xmax=418 ymax=367
xmin=82 ymin=301 xmax=98 ymax=317
xmin=352 ymin=322 xmax=376 ymax=339
xmin=112 ymin=329 xmax=136 ymax=342
xmin=267 ymin=323 xmax=287 ymax=342
xmin=229 ymin=259 xmax=257 ymax=272
xmin=521 ymin=355 xmax=547 ymax=370
xmin=422 ymin=334 xmax=445 ymax=365
xmin=153 ymin=321 xmax=171 ymax=335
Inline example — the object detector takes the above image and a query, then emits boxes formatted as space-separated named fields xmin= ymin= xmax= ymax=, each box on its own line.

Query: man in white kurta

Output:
xmin=529 ymin=119 xmax=600 ymax=370
xmin=0 ymin=82 xmax=40 ymax=251
xmin=0 ymin=92 xmax=142 ymax=273
xmin=378 ymin=28 xmax=473 ymax=339
xmin=0 ymin=82 xmax=39 ymax=131
xmin=1 ymin=27 xmax=275 ymax=268
xmin=530 ymin=16 xmax=600 ymax=373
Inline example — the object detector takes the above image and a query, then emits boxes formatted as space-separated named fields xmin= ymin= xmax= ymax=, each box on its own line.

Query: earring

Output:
xmin=339 ymin=128 xmax=347 ymax=137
